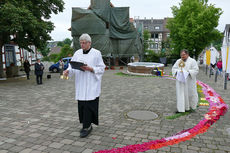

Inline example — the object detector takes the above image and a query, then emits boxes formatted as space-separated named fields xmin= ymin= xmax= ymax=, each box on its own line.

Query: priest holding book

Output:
xmin=63 ymin=34 xmax=105 ymax=138
xmin=172 ymin=49 xmax=199 ymax=113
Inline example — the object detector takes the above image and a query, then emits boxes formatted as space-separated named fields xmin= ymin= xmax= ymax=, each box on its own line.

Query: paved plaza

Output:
xmin=0 ymin=66 xmax=229 ymax=153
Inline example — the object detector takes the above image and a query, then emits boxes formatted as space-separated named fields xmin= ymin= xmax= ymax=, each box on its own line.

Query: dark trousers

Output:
xmin=60 ymin=69 xmax=63 ymax=75
xmin=25 ymin=72 xmax=30 ymax=79
xmin=36 ymin=75 xmax=43 ymax=84
xmin=78 ymin=97 xmax=99 ymax=129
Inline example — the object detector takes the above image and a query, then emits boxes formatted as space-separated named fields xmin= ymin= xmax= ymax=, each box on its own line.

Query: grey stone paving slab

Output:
xmin=48 ymin=142 xmax=64 ymax=149
xmin=0 ymin=67 xmax=229 ymax=153
xmin=19 ymin=148 xmax=33 ymax=153
xmin=82 ymin=149 xmax=93 ymax=153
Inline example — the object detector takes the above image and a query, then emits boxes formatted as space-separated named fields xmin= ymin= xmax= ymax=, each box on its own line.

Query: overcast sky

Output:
xmin=50 ymin=0 xmax=230 ymax=41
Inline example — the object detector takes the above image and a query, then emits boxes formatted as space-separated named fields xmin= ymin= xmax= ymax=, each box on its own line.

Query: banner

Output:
xmin=221 ymin=46 xmax=230 ymax=73
xmin=226 ymin=47 xmax=230 ymax=73
xmin=206 ymin=50 xmax=211 ymax=65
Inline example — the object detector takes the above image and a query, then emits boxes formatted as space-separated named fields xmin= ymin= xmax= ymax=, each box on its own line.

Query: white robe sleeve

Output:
xmin=66 ymin=64 xmax=75 ymax=78
xmin=187 ymin=59 xmax=199 ymax=79
xmin=67 ymin=53 xmax=78 ymax=78
xmin=92 ymin=52 xmax=106 ymax=80
xmin=172 ymin=60 xmax=180 ymax=77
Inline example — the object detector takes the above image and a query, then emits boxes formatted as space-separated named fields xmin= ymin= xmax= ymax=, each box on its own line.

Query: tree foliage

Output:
xmin=50 ymin=44 xmax=73 ymax=63
xmin=211 ymin=35 xmax=224 ymax=51
xmin=57 ymin=44 xmax=73 ymax=60
xmin=0 ymin=0 xmax=64 ymax=77
xmin=143 ymin=30 xmax=150 ymax=52
xmin=39 ymin=46 xmax=51 ymax=57
xmin=0 ymin=0 xmax=64 ymax=50
xmin=49 ymin=54 xmax=59 ymax=63
xmin=167 ymin=0 xmax=223 ymax=59
xmin=57 ymin=38 xmax=72 ymax=47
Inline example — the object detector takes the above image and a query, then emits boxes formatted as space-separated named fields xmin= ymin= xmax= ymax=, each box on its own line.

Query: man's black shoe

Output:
xmin=80 ymin=126 xmax=92 ymax=138
xmin=175 ymin=111 xmax=185 ymax=114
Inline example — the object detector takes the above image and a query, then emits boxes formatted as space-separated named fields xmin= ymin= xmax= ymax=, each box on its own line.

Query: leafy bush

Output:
xmin=144 ymin=50 xmax=160 ymax=62
xmin=49 ymin=54 xmax=59 ymax=63
xmin=42 ymin=56 xmax=50 ymax=61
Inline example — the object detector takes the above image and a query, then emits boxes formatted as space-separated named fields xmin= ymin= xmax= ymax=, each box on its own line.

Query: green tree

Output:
xmin=143 ymin=30 xmax=151 ymax=52
xmin=57 ymin=38 xmax=72 ymax=47
xmin=211 ymin=34 xmax=224 ymax=51
xmin=55 ymin=44 xmax=73 ymax=62
xmin=161 ymin=38 xmax=171 ymax=52
xmin=49 ymin=54 xmax=59 ymax=63
xmin=167 ymin=0 xmax=223 ymax=59
xmin=39 ymin=47 xmax=51 ymax=57
xmin=0 ymin=0 xmax=64 ymax=78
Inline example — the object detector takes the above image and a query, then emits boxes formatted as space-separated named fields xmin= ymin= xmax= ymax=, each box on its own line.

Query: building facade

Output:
xmin=134 ymin=17 xmax=170 ymax=52
xmin=1 ymin=43 xmax=42 ymax=77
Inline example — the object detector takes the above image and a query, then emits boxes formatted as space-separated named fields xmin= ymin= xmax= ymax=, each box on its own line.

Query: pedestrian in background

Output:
xmin=24 ymin=59 xmax=31 ymax=80
xmin=34 ymin=59 xmax=44 ymax=85
xmin=59 ymin=59 xmax=64 ymax=75
xmin=216 ymin=58 xmax=222 ymax=76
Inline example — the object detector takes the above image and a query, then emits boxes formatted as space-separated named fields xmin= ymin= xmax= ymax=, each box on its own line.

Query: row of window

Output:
xmin=151 ymin=33 xmax=170 ymax=39
xmin=144 ymin=26 xmax=160 ymax=30
xmin=149 ymin=43 xmax=159 ymax=49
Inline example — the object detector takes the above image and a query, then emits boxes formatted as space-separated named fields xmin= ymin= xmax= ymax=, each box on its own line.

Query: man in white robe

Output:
xmin=172 ymin=49 xmax=199 ymax=113
xmin=63 ymin=34 xmax=105 ymax=138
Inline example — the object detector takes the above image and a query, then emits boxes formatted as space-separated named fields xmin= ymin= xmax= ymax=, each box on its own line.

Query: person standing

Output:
xmin=34 ymin=59 xmax=44 ymax=85
xmin=216 ymin=58 xmax=222 ymax=75
xmin=63 ymin=34 xmax=105 ymax=138
xmin=172 ymin=49 xmax=199 ymax=113
xmin=24 ymin=59 xmax=31 ymax=80
xmin=59 ymin=59 xmax=64 ymax=75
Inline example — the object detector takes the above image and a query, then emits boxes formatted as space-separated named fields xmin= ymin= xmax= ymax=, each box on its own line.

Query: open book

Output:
xmin=70 ymin=61 xmax=87 ymax=71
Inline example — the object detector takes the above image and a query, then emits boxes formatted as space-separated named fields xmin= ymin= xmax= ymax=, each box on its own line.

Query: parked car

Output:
xmin=49 ymin=57 xmax=72 ymax=73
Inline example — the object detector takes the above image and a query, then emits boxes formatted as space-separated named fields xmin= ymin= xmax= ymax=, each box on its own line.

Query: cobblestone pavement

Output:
xmin=0 ymin=66 xmax=229 ymax=153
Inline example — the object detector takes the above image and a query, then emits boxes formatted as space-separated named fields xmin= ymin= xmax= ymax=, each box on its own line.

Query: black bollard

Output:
xmin=209 ymin=66 xmax=212 ymax=78
xmin=215 ymin=69 xmax=218 ymax=82
xmin=224 ymin=73 xmax=228 ymax=90
xmin=205 ymin=65 xmax=208 ymax=75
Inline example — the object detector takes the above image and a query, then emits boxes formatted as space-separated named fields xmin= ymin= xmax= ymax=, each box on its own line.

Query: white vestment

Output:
xmin=67 ymin=48 xmax=105 ymax=101
xmin=172 ymin=57 xmax=199 ymax=112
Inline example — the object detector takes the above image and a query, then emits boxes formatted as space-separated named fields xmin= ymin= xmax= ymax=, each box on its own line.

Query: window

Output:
xmin=155 ymin=26 xmax=160 ymax=30
xmin=149 ymin=43 xmax=158 ymax=49
xmin=24 ymin=49 xmax=28 ymax=60
xmin=155 ymin=33 xmax=159 ymax=39
xmin=154 ymin=43 xmax=158 ymax=49
xmin=5 ymin=45 xmax=16 ymax=67
xmin=28 ymin=46 xmax=36 ymax=60
xmin=151 ymin=33 xmax=154 ymax=38
xmin=151 ymin=33 xmax=158 ymax=39
xmin=150 ymin=44 xmax=154 ymax=49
